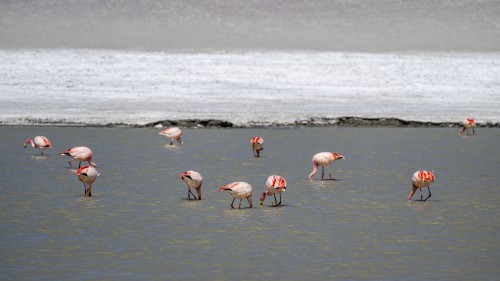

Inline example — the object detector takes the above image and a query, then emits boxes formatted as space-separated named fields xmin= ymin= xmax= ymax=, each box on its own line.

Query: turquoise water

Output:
xmin=1 ymin=126 xmax=499 ymax=280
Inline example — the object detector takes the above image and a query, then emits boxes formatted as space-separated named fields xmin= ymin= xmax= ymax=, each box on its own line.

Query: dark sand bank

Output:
xmin=3 ymin=117 xmax=499 ymax=128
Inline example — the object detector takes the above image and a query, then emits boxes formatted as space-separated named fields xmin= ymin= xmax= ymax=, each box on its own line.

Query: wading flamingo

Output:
xmin=76 ymin=165 xmax=100 ymax=196
xmin=24 ymin=136 xmax=52 ymax=155
xmin=179 ymin=170 xmax=203 ymax=200
xmin=159 ymin=127 xmax=183 ymax=145
xmin=459 ymin=117 xmax=476 ymax=135
xmin=251 ymin=137 xmax=264 ymax=157
xmin=60 ymin=146 xmax=97 ymax=168
xmin=260 ymin=175 xmax=286 ymax=206
xmin=407 ymin=170 xmax=435 ymax=201
xmin=308 ymin=152 xmax=345 ymax=180
xmin=218 ymin=182 xmax=253 ymax=209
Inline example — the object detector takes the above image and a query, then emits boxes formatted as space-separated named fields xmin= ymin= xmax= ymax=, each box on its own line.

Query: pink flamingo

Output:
xmin=159 ymin=127 xmax=183 ymax=145
xmin=218 ymin=182 xmax=253 ymax=209
xmin=407 ymin=170 xmax=435 ymax=201
xmin=60 ymin=146 xmax=97 ymax=168
xmin=179 ymin=170 xmax=203 ymax=200
xmin=76 ymin=165 xmax=100 ymax=196
xmin=260 ymin=175 xmax=287 ymax=206
xmin=251 ymin=137 xmax=264 ymax=157
xmin=308 ymin=152 xmax=345 ymax=180
xmin=459 ymin=117 xmax=476 ymax=135
xmin=24 ymin=136 xmax=52 ymax=155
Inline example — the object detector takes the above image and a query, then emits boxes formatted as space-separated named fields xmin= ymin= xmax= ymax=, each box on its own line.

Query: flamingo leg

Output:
xmin=278 ymin=193 xmax=282 ymax=205
xmin=230 ymin=198 xmax=236 ymax=209
xmin=247 ymin=197 xmax=253 ymax=208
xmin=321 ymin=166 xmax=325 ymax=179
xmin=423 ymin=187 xmax=431 ymax=201
xmin=326 ymin=165 xmax=332 ymax=179
xmin=419 ymin=188 xmax=423 ymax=201
xmin=188 ymin=188 xmax=197 ymax=199
xmin=68 ymin=160 xmax=74 ymax=168
xmin=273 ymin=194 xmax=278 ymax=206
xmin=473 ymin=128 xmax=475 ymax=135
xmin=238 ymin=198 xmax=243 ymax=209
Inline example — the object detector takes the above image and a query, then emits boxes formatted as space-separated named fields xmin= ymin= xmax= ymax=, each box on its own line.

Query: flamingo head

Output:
xmin=259 ymin=192 xmax=267 ymax=205
xmin=23 ymin=139 xmax=31 ymax=148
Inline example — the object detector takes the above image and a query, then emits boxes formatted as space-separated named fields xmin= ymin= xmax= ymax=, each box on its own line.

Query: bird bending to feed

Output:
xmin=218 ymin=182 xmax=253 ymax=209
xmin=179 ymin=170 xmax=203 ymax=200
xmin=260 ymin=175 xmax=286 ymax=206
xmin=251 ymin=137 xmax=264 ymax=157
xmin=60 ymin=146 xmax=97 ymax=168
xmin=76 ymin=165 xmax=100 ymax=196
xmin=309 ymin=152 xmax=345 ymax=180
xmin=407 ymin=170 xmax=435 ymax=201
xmin=24 ymin=136 xmax=52 ymax=155
xmin=459 ymin=117 xmax=476 ymax=135
xmin=159 ymin=127 xmax=183 ymax=145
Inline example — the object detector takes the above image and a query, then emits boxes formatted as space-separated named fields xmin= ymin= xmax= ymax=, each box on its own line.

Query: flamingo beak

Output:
xmin=24 ymin=143 xmax=27 ymax=148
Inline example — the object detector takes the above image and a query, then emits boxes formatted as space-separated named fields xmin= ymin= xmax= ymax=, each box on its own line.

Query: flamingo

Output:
xmin=407 ymin=170 xmax=435 ymax=201
xmin=76 ymin=165 xmax=100 ymax=196
xmin=60 ymin=146 xmax=97 ymax=168
xmin=24 ymin=136 xmax=52 ymax=155
xmin=251 ymin=137 xmax=264 ymax=157
xmin=308 ymin=152 xmax=345 ymax=180
xmin=459 ymin=117 xmax=476 ymax=135
xmin=159 ymin=127 xmax=183 ymax=145
xmin=260 ymin=175 xmax=286 ymax=206
xmin=179 ymin=170 xmax=203 ymax=200
xmin=218 ymin=182 xmax=253 ymax=209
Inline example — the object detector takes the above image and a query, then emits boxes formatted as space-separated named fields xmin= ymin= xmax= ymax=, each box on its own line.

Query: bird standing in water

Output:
xmin=24 ymin=136 xmax=52 ymax=155
xmin=309 ymin=152 xmax=345 ymax=180
xmin=60 ymin=146 xmax=97 ymax=168
xmin=76 ymin=165 xmax=100 ymax=196
xmin=218 ymin=182 xmax=253 ymax=209
xmin=260 ymin=175 xmax=287 ymax=206
xmin=159 ymin=127 xmax=183 ymax=145
xmin=407 ymin=170 xmax=435 ymax=201
xmin=251 ymin=137 xmax=264 ymax=157
xmin=179 ymin=170 xmax=203 ymax=200
xmin=459 ymin=117 xmax=476 ymax=135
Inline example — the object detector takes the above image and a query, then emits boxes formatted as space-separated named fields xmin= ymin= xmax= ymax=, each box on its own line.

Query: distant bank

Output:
xmin=3 ymin=117 xmax=499 ymax=128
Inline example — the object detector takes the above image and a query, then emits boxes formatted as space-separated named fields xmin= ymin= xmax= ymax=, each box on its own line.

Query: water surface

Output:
xmin=1 ymin=126 xmax=499 ymax=280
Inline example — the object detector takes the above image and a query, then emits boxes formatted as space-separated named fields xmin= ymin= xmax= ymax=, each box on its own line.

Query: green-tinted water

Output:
xmin=1 ymin=126 xmax=499 ymax=280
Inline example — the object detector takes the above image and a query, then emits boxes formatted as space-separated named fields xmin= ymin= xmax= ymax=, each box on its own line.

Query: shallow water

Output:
xmin=1 ymin=126 xmax=499 ymax=280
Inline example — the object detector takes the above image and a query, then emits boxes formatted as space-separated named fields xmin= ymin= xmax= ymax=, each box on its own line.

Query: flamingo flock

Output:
xmin=23 ymin=117 xmax=477 ymax=204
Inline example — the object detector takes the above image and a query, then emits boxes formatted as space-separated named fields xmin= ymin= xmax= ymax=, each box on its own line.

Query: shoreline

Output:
xmin=2 ymin=117 xmax=499 ymax=128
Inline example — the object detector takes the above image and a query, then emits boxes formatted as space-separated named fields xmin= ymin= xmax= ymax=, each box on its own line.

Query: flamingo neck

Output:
xmin=308 ymin=162 xmax=318 ymax=180
xmin=27 ymin=139 xmax=35 ymax=147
